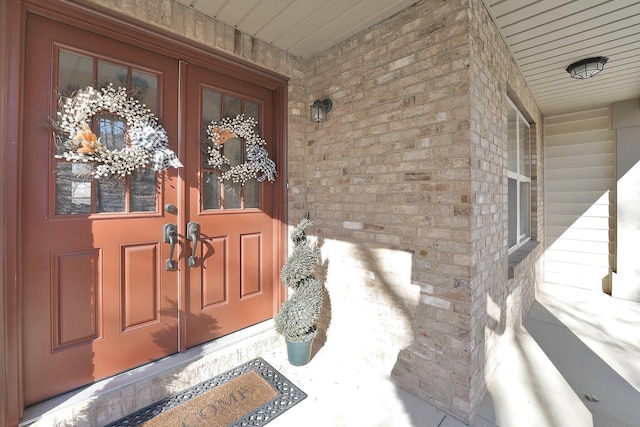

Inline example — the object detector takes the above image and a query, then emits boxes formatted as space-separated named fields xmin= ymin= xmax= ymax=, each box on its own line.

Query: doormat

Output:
xmin=107 ymin=358 xmax=306 ymax=427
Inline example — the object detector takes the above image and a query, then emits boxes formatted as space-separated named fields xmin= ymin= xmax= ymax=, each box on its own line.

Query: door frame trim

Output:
xmin=2 ymin=0 xmax=288 ymax=422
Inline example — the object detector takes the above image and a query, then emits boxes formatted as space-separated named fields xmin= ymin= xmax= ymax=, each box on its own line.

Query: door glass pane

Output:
xmin=224 ymin=181 xmax=242 ymax=209
xmin=56 ymin=163 xmax=92 ymax=215
xmin=244 ymin=181 xmax=259 ymax=208
xmin=244 ymin=101 xmax=261 ymax=208
xmin=224 ymin=96 xmax=242 ymax=118
xmin=224 ymin=137 xmax=242 ymax=167
xmin=97 ymin=60 xmax=127 ymax=90
xmin=203 ymin=90 xmax=222 ymax=123
xmin=96 ymin=114 xmax=126 ymax=150
xmin=222 ymin=137 xmax=242 ymax=209
xmin=130 ymin=168 xmax=158 ymax=212
xmin=58 ymin=50 xmax=93 ymax=98
xmin=202 ymin=90 xmax=222 ymax=211
xmin=96 ymin=180 xmax=126 ymax=213
xmin=245 ymin=102 xmax=260 ymax=122
xmin=132 ymin=70 xmax=158 ymax=115
xmin=203 ymin=172 xmax=221 ymax=210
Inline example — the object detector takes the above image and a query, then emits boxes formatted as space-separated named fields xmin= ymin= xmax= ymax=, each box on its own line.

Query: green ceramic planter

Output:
xmin=286 ymin=339 xmax=313 ymax=366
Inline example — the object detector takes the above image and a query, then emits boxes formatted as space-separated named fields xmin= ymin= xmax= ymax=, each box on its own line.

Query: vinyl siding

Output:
xmin=544 ymin=108 xmax=615 ymax=291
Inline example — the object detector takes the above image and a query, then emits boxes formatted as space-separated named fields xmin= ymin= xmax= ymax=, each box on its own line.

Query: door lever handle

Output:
xmin=163 ymin=223 xmax=178 ymax=271
xmin=186 ymin=221 xmax=200 ymax=267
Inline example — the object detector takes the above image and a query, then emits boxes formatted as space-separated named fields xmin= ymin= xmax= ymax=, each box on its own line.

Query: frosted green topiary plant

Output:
xmin=275 ymin=217 xmax=323 ymax=343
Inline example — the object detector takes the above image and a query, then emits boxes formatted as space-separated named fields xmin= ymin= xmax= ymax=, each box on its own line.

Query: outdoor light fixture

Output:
xmin=310 ymin=98 xmax=332 ymax=122
xmin=566 ymin=57 xmax=608 ymax=79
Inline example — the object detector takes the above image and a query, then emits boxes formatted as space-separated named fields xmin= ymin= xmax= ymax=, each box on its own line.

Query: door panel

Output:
xmin=184 ymin=64 xmax=275 ymax=348
xmin=22 ymin=15 xmax=180 ymax=405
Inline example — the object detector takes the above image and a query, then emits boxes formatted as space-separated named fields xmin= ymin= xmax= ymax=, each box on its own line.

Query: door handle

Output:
xmin=186 ymin=221 xmax=200 ymax=267
xmin=163 ymin=223 xmax=178 ymax=271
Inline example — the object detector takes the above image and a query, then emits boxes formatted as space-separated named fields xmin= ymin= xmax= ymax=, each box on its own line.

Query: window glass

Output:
xmin=507 ymin=108 xmax=517 ymax=173
xmin=520 ymin=182 xmax=531 ymax=238
xmin=507 ymin=100 xmax=532 ymax=252
xmin=56 ymin=163 xmax=92 ymax=215
xmin=508 ymin=178 xmax=517 ymax=248
xmin=519 ymin=118 xmax=530 ymax=178
xmin=130 ymin=169 xmax=158 ymax=212
xmin=97 ymin=60 xmax=127 ymax=90
xmin=224 ymin=96 xmax=242 ymax=119
xmin=55 ymin=49 xmax=161 ymax=216
xmin=131 ymin=70 xmax=158 ymax=114
xmin=58 ymin=51 xmax=92 ymax=97
xmin=201 ymin=91 xmax=263 ymax=211
xmin=96 ymin=179 xmax=126 ymax=213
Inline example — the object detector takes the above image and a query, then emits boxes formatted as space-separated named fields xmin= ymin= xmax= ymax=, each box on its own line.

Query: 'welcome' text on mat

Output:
xmin=107 ymin=358 xmax=306 ymax=427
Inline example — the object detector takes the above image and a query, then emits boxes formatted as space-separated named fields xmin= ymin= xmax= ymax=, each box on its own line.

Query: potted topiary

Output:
xmin=275 ymin=216 xmax=323 ymax=366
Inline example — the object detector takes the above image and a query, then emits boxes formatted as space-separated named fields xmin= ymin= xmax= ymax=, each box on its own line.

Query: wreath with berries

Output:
xmin=54 ymin=84 xmax=182 ymax=180
xmin=204 ymin=114 xmax=277 ymax=185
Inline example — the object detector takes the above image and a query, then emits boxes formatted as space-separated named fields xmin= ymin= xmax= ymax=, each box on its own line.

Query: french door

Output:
xmin=22 ymin=13 xmax=280 ymax=405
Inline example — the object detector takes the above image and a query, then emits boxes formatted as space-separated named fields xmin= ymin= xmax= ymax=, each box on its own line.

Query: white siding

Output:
xmin=544 ymin=108 xmax=615 ymax=291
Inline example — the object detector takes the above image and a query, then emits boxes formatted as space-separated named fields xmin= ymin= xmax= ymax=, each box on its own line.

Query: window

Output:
xmin=507 ymin=99 xmax=531 ymax=251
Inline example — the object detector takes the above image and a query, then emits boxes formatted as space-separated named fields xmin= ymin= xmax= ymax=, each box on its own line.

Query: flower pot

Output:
xmin=286 ymin=339 xmax=313 ymax=366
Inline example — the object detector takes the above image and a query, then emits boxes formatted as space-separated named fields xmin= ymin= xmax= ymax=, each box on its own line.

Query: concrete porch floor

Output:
xmin=22 ymin=283 xmax=640 ymax=427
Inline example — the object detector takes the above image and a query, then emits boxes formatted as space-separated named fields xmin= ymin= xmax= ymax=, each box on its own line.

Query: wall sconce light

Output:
xmin=310 ymin=98 xmax=332 ymax=122
xmin=566 ymin=57 xmax=608 ymax=79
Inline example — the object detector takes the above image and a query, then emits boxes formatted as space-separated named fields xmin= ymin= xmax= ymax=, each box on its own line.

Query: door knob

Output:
xmin=186 ymin=221 xmax=199 ymax=267
xmin=163 ymin=223 xmax=178 ymax=271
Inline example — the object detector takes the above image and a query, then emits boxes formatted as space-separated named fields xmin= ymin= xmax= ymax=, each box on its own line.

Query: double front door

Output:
xmin=22 ymin=14 xmax=281 ymax=405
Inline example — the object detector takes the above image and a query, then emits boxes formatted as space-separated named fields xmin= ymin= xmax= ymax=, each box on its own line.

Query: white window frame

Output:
xmin=507 ymin=99 xmax=531 ymax=253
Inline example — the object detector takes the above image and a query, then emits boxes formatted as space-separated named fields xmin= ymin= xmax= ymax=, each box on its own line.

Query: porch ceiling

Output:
xmin=177 ymin=0 xmax=640 ymax=117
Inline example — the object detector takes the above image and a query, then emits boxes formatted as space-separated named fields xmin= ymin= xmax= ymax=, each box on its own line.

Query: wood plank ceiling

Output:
xmin=176 ymin=0 xmax=640 ymax=116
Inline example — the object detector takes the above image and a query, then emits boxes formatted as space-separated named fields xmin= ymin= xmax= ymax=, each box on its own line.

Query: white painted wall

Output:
xmin=611 ymin=99 xmax=640 ymax=302
xmin=544 ymin=108 xmax=615 ymax=292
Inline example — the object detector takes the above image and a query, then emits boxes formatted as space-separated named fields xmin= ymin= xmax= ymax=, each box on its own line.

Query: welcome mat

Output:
xmin=107 ymin=358 xmax=306 ymax=427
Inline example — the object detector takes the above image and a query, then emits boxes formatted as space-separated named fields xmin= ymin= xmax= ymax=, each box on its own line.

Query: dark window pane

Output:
xmin=224 ymin=181 xmax=242 ymax=209
xmin=224 ymin=96 xmax=242 ymax=118
xmin=97 ymin=60 xmax=127 ymax=91
xmin=508 ymin=178 xmax=517 ymax=248
xmin=58 ymin=50 xmax=92 ymax=97
xmin=520 ymin=182 xmax=530 ymax=238
xmin=224 ymin=137 xmax=243 ymax=167
xmin=96 ymin=179 xmax=126 ymax=213
xmin=244 ymin=180 xmax=259 ymax=208
xmin=203 ymin=90 xmax=222 ymax=124
xmin=96 ymin=114 xmax=126 ymax=151
xmin=507 ymin=107 xmax=517 ymax=173
xmin=56 ymin=163 xmax=92 ymax=215
xmin=131 ymin=70 xmax=158 ymax=114
xmin=130 ymin=168 xmax=157 ymax=212
xmin=203 ymin=172 xmax=221 ymax=210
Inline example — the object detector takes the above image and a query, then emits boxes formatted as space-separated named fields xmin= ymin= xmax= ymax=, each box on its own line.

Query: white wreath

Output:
xmin=204 ymin=114 xmax=277 ymax=185
xmin=54 ymin=84 xmax=182 ymax=179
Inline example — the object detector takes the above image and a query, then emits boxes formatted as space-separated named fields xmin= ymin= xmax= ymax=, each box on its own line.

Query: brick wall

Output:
xmin=304 ymin=0 xmax=543 ymax=422
xmin=88 ymin=0 xmax=544 ymax=423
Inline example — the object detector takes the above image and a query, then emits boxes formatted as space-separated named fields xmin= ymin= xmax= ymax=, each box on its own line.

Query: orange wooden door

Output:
xmin=182 ymin=64 xmax=275 ymax=348
xmin=21 ymin=14 xmax=181 ymax=405
xmin=21 ymin=14 xmax=281 ymax=406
